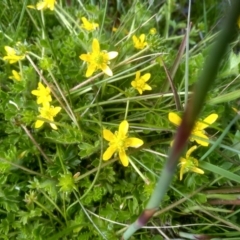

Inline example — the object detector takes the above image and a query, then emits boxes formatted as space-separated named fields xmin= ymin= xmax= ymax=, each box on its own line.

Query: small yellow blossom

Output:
xmin=112 ymin=27 xmax=118 ymax=32
xmin=132 ymin=34 xmax=147 ymax=50
xmin=80 ymin=38 xmax=118 ymax=77
xmin=179 ymin=146 xmax=204 ymax=180
xmin=81 ymin=17 xmax=99 ymax=31
xmin=103 ymin=120 xmax=143 ymax=167
xmin=31 ymin=82 xmax=52 ymax=105
xmin=3 ymin=46 xmax=25 ymax=64
xmin=35 ymin=102 xmax=61 ymax=130
xmin=9 ymin=70 xmax=22 ymax=81
xmin=37 ymin=0 xmax=56 ymax=11
xmin=131 ymin=71 xmax=152 ymax=95
xmin=168 ymin=112 xmax=218 ymax=147
xmin=149 ymin=28 xmax=157 ymax=35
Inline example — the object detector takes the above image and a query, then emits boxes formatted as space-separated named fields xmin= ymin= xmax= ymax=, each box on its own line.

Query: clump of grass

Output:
xmin=1 ymin=0 xmax=240 ymax=239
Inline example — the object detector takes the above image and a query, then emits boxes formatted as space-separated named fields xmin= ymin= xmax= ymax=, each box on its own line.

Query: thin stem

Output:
xmin=184 ymin=0 xmax=191 ymax=107
xmin=21 ymin=125 xmax=52 ymax=163
xmin=129 ymin=158 xmax=150 ymax=185
xmin=124 ymin=100 xmax=130 ymax=120
xmin=34 ymin=200 xmax=64 ymax=226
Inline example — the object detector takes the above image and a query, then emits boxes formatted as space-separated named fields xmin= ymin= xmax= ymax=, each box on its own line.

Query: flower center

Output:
xmin=135 ymin=79 xmax=145 ymax=89
xmin=112 ymin=131 xmax=127 ymax=150
xmin=94 ymin=52 xmax=109 ymax=65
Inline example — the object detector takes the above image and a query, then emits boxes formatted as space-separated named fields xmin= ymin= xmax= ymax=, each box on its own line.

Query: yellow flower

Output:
xmin=149 ymin=28 xmax=157 ymax=35
xmin=81 ymin=17 xmax=99 ymax=31
xmin=131 ymin=71 xmax=152 ymax=95
xmin=112 ymin=27 xmax=118 ymax=32
xmin=103 ymin=120 xmax=143 ymax=167
xmin=9 ymin=70 xmax=22 ymax=81
xmin=132 ymin=34 xmax=147 ymax=50
xmin=168 ymin=112 xmax=218 ymax=147
xmin=35 ymin=102 xmax=61 ymax=130
xmin=79 ymin=38 xmax=118 ymax=77
xmin=36 ymin=0 xmax=56 ymax=11
xmin=31 ymin=82 xmax=52 ymax=105
xmin=179 ymin=146 xmax=204 ymax=180
xmin=3 ymin=46 xmax=25 ymax=64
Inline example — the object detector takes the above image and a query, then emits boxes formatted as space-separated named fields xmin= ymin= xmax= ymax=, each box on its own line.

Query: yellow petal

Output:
xmin=9 ymin=70 xmax=21 ymax=81
xmin=179 ymin=158 xmax=186 ymax=181
xmin=197 ymin=114 xmax=218 ymax=130
xmin=35 ymin=120 xmax=44 ymax=128
xmin=118 ymin=120 xmax=129 ymax=138
xmin=4 ymin=46 xmax=16 ymax=55
xmin=143 ymin=84 xmax=152 ymax=91
xmin=131 ymin=81 xmax=137 ymax=88
xmin=139 ymin=34 xmax=145 ymax=43
xmin=103 ymin=129 xmax=115 ymax=141
xmin=142 ymin=73 xmax=151 ymax=82
xmin=135 ymin=71 xmax=141 ymax=80
xmin=125 ymin=138 xmax=143 ymax=148
xmin=103 ymin=145 xmax=116 ymax=160
xmin=3 ymin=55 xmax=24 ymax=64
xmin=102 ymin=65 xmax=113 ymax=76
xmin=92 ymin=38 xmax=100 ymax=52
xmin=192 ymin=131 xmax=209 ymax=146
xmin=31 ymin=90 xmax=39 ymax=96
xmin=168 ymin=112 xmax=182 ymax=126
xmin=132 ymin=35 xmax=138 ymax=44
xmin=36 ymin=2 xmax=46 ymax=10
xmin=48 ymin=0 xmax=55 ymax=11
xmin=52 ymin=106 xmax=61 ymax=115
xmin=191 ymin=167 xmax=204 ymax=175
xmin=186 ymin=145 xmax=197 ymax=158
xmin=137 ymin=88 xmax=143 ymax=95
xmin=81 ymin=17 xmax=88 ymax=24
xmin=79 ymin=54 xmax=90 ymax=61
xmin=38 ymin=81 xmax=44 ymax=89
xmin=50 ymin=123 xmax=58 ymax=130
xmin=119 ymin=150 xmax=129 ymax=166
xmin=27 ymin=5 xmax=36 ymax=9
xmin=107 ymin=51 xmax=118 ymax=60
xmin=86 ymin=64 xmax=96 ymax=77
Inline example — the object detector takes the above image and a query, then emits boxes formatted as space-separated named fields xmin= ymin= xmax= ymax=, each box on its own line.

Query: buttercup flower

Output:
xmin=37 ymin=0 xmax=56 ymax=10
xmin=3 ymin=46 xmax=25 ymax=64
xmin=149 ymin=28 xmax=157 ymax=35
xmin=31 ymin=82 xmax=52 ymax=105
xmin=80 ymin=38 xmax=118 ymax=77
xmin=103 ymin=120 xmax=143 ymax=166
xmin=81 ymin=17 xmax=99 ymax=31
xmin=132 ymin=34 xmax=147 ymax=50
xmin=168 ymin=112 xmax=218 ymax=147
xmin=179 ymin=145 xmax=204 ymax=180
xmin=9 ymin=70 xmax=22 ymax=81
xmin=112 ymin=27 xmax=118 ymax=32
xmin=131 ymin=71 xmax=152 ymax=95
xmin=35 ymin=102 xmax=61 ymax=130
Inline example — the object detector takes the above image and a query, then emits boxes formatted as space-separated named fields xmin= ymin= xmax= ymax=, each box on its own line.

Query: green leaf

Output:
xmin=201 ymin=162 xmax=240 ymax=184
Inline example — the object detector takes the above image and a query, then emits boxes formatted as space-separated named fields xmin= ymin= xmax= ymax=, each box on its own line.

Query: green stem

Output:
xmin=34 ymin=200 xmax=63 ymax=226
xmin=73 ymin=191 xmax=107 ymax=239
xmin=124 ymin=100 xmax=129 ymax=120
xmin=40 ymin=190 xmax=67 ymax=221
xmin=129 ymin=158 xmax=149 ymax=185
xmin=184 ymin=0 xmax=191 ymax=107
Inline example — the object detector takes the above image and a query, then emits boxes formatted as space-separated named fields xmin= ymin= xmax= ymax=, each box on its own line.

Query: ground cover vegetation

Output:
xmin=1 ymin=0 xmax=240 ymax=239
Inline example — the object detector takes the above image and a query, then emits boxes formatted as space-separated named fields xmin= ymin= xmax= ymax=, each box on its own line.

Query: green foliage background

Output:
xmin=1 ymin=0 xmax=240 ymax=239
